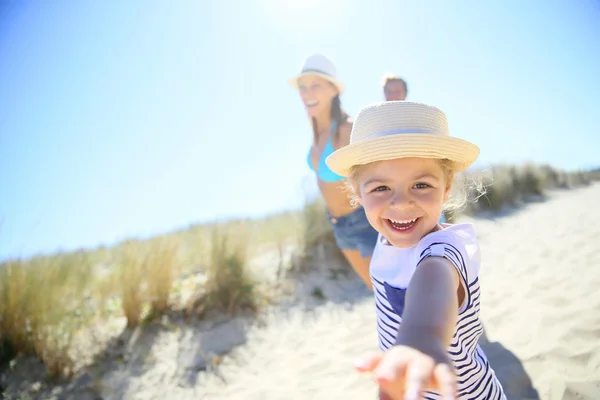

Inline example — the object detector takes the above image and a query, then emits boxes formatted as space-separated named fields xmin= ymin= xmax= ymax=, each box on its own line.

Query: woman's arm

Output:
xmin=337 ymin=121 xmax=353 ymax=148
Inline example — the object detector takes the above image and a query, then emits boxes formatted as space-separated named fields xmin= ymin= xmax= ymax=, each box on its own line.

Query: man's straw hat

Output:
xmin=289 ymin=54 xmax=345 ymax=93
xmin=326 ymin=101 xmax=479 ymax=177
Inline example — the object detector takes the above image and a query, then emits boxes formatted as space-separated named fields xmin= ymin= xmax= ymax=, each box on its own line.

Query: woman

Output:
xmin=289 ymin=54 xmax=378 ymax=289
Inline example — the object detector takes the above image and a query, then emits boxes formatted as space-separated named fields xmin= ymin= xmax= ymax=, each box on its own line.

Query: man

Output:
xmin=382 ymin=74 xmax=408 ymax=101
xmin=381 ymin=74 xmax=447 ymax=223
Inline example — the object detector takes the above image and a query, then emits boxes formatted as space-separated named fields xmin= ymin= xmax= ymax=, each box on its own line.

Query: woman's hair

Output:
xmin=345 ymin=159 xmax=485 ymax=213
xmin=312 ymin=91 xmax=349 ymax=145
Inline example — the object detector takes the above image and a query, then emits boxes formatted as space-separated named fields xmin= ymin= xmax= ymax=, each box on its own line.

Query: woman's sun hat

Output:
xmin=325 ymin=101 xmax=480 ymax=177
xmin=289 ymin=54 xmax=345 ymax=93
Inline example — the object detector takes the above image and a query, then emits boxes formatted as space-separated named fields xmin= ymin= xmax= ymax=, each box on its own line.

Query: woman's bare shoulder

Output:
xmin=338 ymin=119 xmax=353 ymax=146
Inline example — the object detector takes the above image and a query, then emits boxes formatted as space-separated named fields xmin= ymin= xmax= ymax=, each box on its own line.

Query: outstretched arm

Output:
xmin=398 ymin=256 xmax=463 ymax=348
xmin=358 ymin=256 xmax=465 ymax=400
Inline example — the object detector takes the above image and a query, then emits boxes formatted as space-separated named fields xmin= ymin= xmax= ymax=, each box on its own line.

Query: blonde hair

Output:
xmin=345 ymin=158 xmax=485 ymax=214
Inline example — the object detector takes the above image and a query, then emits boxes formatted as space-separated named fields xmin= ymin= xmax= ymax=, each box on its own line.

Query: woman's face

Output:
xmin=297 ymin=75 xmax=339 ymax=118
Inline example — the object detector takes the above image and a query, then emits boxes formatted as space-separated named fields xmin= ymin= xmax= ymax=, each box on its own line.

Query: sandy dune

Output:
xmin=196 ymin=184 xmax=600 ymax=400
xmin=96 ymin=184 xmax=600 ymax=400
xmin=8 ymin=184 xmax=598 ymax=400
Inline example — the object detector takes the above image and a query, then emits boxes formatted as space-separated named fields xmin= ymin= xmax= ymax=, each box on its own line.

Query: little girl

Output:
xmin=326 ymin=101 xmax=506 ymax=400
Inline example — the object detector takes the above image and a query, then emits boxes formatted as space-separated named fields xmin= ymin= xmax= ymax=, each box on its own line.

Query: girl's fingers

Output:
xmin=354 ymin=351 xmax=384 ymax=372
xmin=358 ymin=349 xmax=457 ymax=400
xmin=372 ymin=350 xmax=408 ymax=384
xmin=403 ymin=360 xmax=431 ymax=400
xmin=378 ymin=389 xmax=395 ymax=400
xmin=433 ymin=364 xmax=457 ymax=400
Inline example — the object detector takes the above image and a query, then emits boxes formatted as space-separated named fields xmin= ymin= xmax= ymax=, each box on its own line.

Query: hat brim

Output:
xmin=325 ymin=134 xmax=480 ymax=177
xmin=288 ymin=72 xmax=345 ymax=93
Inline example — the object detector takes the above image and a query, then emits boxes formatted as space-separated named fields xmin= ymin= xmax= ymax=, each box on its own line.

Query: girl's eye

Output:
xmin=413 ymin=183 xmax=431 ymax=189
xmin=371 ymin=185 xmax=389 ymax=193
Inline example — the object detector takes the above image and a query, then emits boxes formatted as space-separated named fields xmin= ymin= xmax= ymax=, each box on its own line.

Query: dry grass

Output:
xmin=0 ymin=163 xmax=596 ymax=380
xmin=116 ymin=240 xmax=146 ymax=329
xmin=144 ymin=236 xmax=179 ymax=317
xmin=296 ymin=197 xmax=340 ymax=267
xmin=589 ymin=168 xmax=600 ymax=182
xmin=0 ymin=252 xmax=96 ymax=378
xmin=467 ymin=165 xmax=591 ymax=214
xmin=172 ymin=212 xmax=300 ymax=275
xmin=300 ymin=199 xmax=333 ymax=250
xmin=115 ymin=236 xmax=180 ymax=328
xmin=186 ymin=224 xmax=258 ymax=317
xmin=469 ymin=166 xmax=521 ymax=212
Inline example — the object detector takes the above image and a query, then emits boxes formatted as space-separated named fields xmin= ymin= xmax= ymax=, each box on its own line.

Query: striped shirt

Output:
xmin=370 ymin=223 xmax=506 ymax=400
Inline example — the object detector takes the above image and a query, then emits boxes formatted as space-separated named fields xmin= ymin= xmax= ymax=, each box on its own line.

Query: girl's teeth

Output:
xmin=389 ymin=218 xmax=418 ymax=231
xmin=391 ymin=218 xmax=416 ymax=224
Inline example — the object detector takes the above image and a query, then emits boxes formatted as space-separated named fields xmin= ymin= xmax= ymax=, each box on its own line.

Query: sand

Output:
xmin=4 ymin=184 xmax=600 ymax=400
xmin=197 ymin=183 xmax=600 ymax=400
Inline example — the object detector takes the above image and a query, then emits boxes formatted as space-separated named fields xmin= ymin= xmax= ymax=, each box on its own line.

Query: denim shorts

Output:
xmin=327 ymin=206 xmax=379 ymax=258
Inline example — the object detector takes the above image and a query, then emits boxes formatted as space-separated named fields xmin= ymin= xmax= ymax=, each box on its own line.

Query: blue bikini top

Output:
xmin=306 ymin=120 xmax=345 ymax=182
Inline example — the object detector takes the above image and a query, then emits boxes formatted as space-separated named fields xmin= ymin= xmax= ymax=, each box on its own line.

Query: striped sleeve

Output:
xmin=415 ymin=233 xmax=481 ymax=313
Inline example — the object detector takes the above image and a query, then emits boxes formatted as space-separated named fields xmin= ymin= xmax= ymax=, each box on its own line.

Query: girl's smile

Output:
xmin=386 ymin=217 xmax=420 ymax=233
xmin=355 ymin=157 xmax=451 ymax=248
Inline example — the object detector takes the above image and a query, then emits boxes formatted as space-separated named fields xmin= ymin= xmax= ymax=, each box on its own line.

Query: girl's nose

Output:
xmin=390 ymin=190 xmax=413 ymax=209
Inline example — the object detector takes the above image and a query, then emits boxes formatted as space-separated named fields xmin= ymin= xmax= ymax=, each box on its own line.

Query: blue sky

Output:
xmin=1 ymin=0 xmax=599 ymax=260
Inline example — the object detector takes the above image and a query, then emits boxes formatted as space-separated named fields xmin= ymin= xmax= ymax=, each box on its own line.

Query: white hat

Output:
xmin=289 ymin=54 xmax=345 ymax=93
xmin=326 ymin=101 xmax=480 ymax=177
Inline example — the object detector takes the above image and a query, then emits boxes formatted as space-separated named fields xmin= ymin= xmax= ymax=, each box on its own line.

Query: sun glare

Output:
xmin=280 ymin=0 xmax=321 ymax=11
xmin=258 ymin=0 xmax=347 ymax=40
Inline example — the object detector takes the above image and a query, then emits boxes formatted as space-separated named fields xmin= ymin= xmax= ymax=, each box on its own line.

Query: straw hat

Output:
xmin=289 ymin=54 xmax=345 ymax=93
xmin=325 ymin=101 xmax=480 ymax=177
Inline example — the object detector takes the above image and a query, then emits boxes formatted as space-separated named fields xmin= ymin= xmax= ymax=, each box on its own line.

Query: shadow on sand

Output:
xmin=85 ymin=312 xmax=253 ymax=397
xmin=479 ymin=325 xmax=540 ymax=400
xmin=293 ymin=243 xmax=543 ymax=400
xmin=0 ymin=311 xmax=253 ymax=400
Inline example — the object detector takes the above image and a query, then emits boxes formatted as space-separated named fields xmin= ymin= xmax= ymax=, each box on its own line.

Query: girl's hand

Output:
xmin=355 ymin=339 xmax=457 ymax=400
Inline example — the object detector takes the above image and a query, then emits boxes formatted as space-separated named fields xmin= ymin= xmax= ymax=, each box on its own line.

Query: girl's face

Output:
xmin=297 ymin=75 xmax=338 ymax=118
xmin=355 ymin=157 xmax=451 ymax=248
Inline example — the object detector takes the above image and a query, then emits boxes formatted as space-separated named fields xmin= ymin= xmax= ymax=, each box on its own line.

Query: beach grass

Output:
xmin=0 ymin=163 xmax=596 ymax=379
